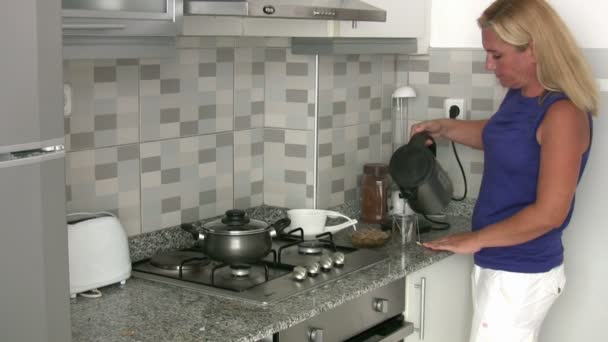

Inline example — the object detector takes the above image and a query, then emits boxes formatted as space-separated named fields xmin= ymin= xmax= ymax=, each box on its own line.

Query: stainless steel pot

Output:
xmin=181 ymin=210 xmax=291 ymax=265
xmin=389 ymin=132 xmax=453 ymax=214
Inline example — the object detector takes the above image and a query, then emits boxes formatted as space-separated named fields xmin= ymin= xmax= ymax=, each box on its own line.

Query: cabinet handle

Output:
xmin=414 ymin=277 xmax=426 ymax=340
xmin=62 ymin=24 xmax=127 ymax=30
xmin=308 ymin=327 xmax=324 ymax=342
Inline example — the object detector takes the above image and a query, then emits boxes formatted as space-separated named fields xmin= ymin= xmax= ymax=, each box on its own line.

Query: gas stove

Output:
xmin=131 ymin=229 xmax=388 ymax=305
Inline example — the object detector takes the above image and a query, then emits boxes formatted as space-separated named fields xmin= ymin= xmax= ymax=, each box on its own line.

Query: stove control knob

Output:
xmin=293 ymin=266 xmax=307 ymax=281
xmin=307 ymin=262 xmax=321 ymax=276
xmin=319 ymin=256 xmax=333 ymax=271
xmin=308 ymin=327 xmax=324 ymax=342
xmin=332 ymin=252 xmax=345 ymax=266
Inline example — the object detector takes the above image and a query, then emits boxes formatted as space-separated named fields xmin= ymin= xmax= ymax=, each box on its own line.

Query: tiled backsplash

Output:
xmin=64 ymin=40 xmax=516 ymax=237
xmin=64 ymin=37 xmax=398 ymax=236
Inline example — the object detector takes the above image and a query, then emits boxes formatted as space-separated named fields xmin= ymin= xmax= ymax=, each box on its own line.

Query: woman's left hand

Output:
xmin=422 ymin=232 xmax=482 ymax=254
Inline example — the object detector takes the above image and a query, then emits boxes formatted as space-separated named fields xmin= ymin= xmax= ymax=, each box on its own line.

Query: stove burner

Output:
xmin=150 ymin=251 xmax=209 ymax=270
xmin=298 ymin=241 xmax=323 ymax=255
xmin=230 ymin=265 xmax=251 ymax=277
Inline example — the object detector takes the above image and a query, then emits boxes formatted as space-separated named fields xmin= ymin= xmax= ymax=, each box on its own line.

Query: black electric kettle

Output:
xmin=389 ymin=132 xmax=454 ymax=214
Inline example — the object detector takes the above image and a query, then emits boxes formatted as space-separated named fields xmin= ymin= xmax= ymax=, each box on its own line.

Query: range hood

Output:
xmin=184 ymin=0 xmax=387 ymax=22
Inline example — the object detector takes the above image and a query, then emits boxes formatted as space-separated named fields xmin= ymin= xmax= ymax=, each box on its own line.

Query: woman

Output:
xmin=412 ymin=0 xmax=598 ymax=341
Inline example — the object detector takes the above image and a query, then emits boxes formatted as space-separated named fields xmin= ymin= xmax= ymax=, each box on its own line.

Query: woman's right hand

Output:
xmin=410 ymin=119 xmax=446 ymax=139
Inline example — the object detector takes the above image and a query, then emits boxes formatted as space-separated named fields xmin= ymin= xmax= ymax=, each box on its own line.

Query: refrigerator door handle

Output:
xmin=0 ymin=146 xmax=65 ymax=169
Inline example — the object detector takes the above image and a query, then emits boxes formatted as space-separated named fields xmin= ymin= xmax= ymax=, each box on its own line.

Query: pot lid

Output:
xmin=203 ymin=209 xmax=269 ymax=235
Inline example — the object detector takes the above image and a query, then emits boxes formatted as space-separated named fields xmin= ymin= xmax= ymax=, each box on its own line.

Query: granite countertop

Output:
xmin=71 ymin=208 xmax=472 ymax=342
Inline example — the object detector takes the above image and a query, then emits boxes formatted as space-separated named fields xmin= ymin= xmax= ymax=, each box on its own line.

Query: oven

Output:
xmin=269 ymin=279 xmax=412 ymax=342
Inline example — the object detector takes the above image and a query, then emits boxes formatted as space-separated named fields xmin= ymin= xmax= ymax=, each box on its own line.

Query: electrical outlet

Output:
xmin=64 ymin=84 xmax=72 ymax=117
xmin=444 ymin=98 xmax=465 ymax=120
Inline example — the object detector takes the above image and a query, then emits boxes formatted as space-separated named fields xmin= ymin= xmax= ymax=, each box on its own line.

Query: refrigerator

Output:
xmin=0 ymin=0 xmax=72 ymax=341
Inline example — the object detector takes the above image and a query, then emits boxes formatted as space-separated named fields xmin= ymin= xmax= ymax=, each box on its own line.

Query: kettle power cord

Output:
xmin=451 ymin=140 xmax=468 ymax=201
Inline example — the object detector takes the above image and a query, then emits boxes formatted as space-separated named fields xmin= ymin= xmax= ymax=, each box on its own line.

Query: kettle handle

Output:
xmin=409 ymin=132 xmax=437 ymax=156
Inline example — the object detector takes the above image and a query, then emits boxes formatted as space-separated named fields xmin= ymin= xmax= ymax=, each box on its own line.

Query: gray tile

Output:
xmin=319 ymin=116 xmax=332 ymax=129
xmin=199 ymin=105 xmax=216 ymax=120
xmin=429 ymin=72 xmax=450 ymax=84
xmin=94 ymin=114 xmax=117 ymax=131
xmin=429 ymin=96 xmax=446 ymax=109
xmin=216 ymin=132 xmax=233 ymax=147
xmin=285 ymin=170 xmax=306 ymax=184
xmin=160 ymin=108 xmax=180 ymax=123
xmin=70 ymin=132 xmax=94 ymax=150
xmin=331 ymin=179 xmax=345 ymax=193
xmin=285 ymin=144 xmax=306 ymax=158
xmin=359 ymin=86 xmax=371 ymax=99
xmin=265 ymin=130 xmax=285 ymax=143
xmin=286 ymin=63 xmax=308 ymax=76
xmin=307 ymin=185 xmax=314 ymax=198
xmin=251 ymin=180 xmax=263 ymax=194
xmin=161 ymin=196 xmax=180 ymax=213
xmin=265 ymin=48 xmax=286 ymax=62
xmin=370 ymin=123 xmax=380 ymax=135
xmin=360 ymin=61 xmax=372 ymax=74
xmin=181 ymin=208 xmax=199 ymax=224
xmin=334 ymin=62 xmax=347 ymax=75
xmin=117 ymin=144 xmax=139 ymax=161
xmin=160 ymin=79 xmax=180 ymax=94
xmin=217 ymin=48 xmax=235 ymax=62
xmin=251 ymin=142 xmax=263 ymax=155
xmin=371 ymin=98 xmax=382 ymax=110
xmin=95 ymin=163 xmax=117 ymax=180
xmin=161 ymin=168 xmax=181 ymax=184
xmin=141 ymin=156 xmax=161 ymax=173
xmin=286 ymin=89 xmax=308 ymax=103
xmin=198 ymin=149 xmax=217 ymax=163
xmin=332 ymin=154 xmax=345 ymax=167
xmin=472 ymin=61 xmax=490 ymax=74
xmin=235 ymin=116 xmax=251 ymax=130
xmin=252 ymin=62 xmax=265 ymax=75
xmin=199 ymin=190 xmax=216 ymax=205
xmin=333 ymin=101 xmax=346 ymax=114
xmin=471 ymin=98 xmax=494 ymax=111
xmin=252 ymin=101 xmax=264 ymax=115
xmin=94 ymin=66 xmax=116 ymax=83
xmin=357 ymin=136 xmax=369 ymax=150
xmin=140 ymin=65 xmax=160 ymax=80
xmin=407 ymin=59 xmax=429 ymax=72
xmin=319 ymin=143 xmax=332 ymax=157
xmin=198 ymin=63 xmax=217 ymax=77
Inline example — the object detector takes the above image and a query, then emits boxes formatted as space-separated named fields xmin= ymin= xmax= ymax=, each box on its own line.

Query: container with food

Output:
xmin=351 ymin=228 xmax=390 ymax=248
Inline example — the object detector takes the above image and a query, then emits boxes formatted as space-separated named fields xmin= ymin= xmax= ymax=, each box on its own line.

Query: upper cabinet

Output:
xmin=62 ymin=0 xmax=182 ymax=59
xmin=334 ymin=0 xmax=430 ymax=53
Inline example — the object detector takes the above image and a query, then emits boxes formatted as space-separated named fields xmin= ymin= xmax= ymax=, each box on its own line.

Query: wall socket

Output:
xmin=444 ymin=98 xmax=465 ymax=120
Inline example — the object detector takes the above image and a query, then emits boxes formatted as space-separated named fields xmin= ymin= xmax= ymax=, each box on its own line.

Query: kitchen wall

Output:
xmin=63 ymin=37 xmax=395 ymax=236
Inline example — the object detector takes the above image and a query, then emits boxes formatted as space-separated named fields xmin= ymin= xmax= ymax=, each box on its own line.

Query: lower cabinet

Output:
xmin=404 ymin=254 xmax=473 ymax=342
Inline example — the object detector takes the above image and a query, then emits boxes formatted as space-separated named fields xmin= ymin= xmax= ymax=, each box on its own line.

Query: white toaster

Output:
xmin=67 ymin=213 xmax=131 ymax=298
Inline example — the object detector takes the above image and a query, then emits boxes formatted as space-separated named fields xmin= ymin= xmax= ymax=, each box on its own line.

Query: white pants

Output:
xmin=469 ymin=264 xmax=566 ymax=342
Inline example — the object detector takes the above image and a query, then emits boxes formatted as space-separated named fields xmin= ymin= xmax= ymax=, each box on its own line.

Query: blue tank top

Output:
xmin=472 ymin=89 xmax=592 ymax=273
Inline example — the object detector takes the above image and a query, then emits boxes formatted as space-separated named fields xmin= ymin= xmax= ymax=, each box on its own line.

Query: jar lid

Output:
xmin=363 ymin=163 xmax=389 ymax=178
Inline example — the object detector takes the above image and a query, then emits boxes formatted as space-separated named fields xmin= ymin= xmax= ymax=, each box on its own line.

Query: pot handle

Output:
xmin=409 ymin=132 xmax=437 ymax=156
xmin=270 ymin=218 xmax=291 ymax=236
xmin=324 ymin=211 xmax=358 ymax=232
xmin=181 ymin=223 xmax=201 ymax=240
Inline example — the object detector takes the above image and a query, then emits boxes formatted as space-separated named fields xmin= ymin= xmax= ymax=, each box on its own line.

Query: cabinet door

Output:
xmin=404 ymin=254 xmax=473 ymax=342
xmin=336 ymin=0 xmax=429 ymax=39
xmin=62 ymin=0 xmax=178 ymax=37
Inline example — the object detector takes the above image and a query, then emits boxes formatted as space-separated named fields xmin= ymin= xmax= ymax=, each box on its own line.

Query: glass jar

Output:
xmin=360 ymin=163 xmax=390 ymax=224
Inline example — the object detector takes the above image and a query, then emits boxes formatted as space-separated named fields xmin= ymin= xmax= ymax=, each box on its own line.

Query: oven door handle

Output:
xmin=374 ymin=322 xmax=415 ymax=342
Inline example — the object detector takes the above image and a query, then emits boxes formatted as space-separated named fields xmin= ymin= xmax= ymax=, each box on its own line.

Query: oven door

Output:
xmin=275 ymin=279 xmax=411 ymax=341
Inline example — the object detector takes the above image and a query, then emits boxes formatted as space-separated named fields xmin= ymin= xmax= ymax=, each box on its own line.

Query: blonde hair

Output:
xmin=478 ymin=0 xmax=599 ymax=116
